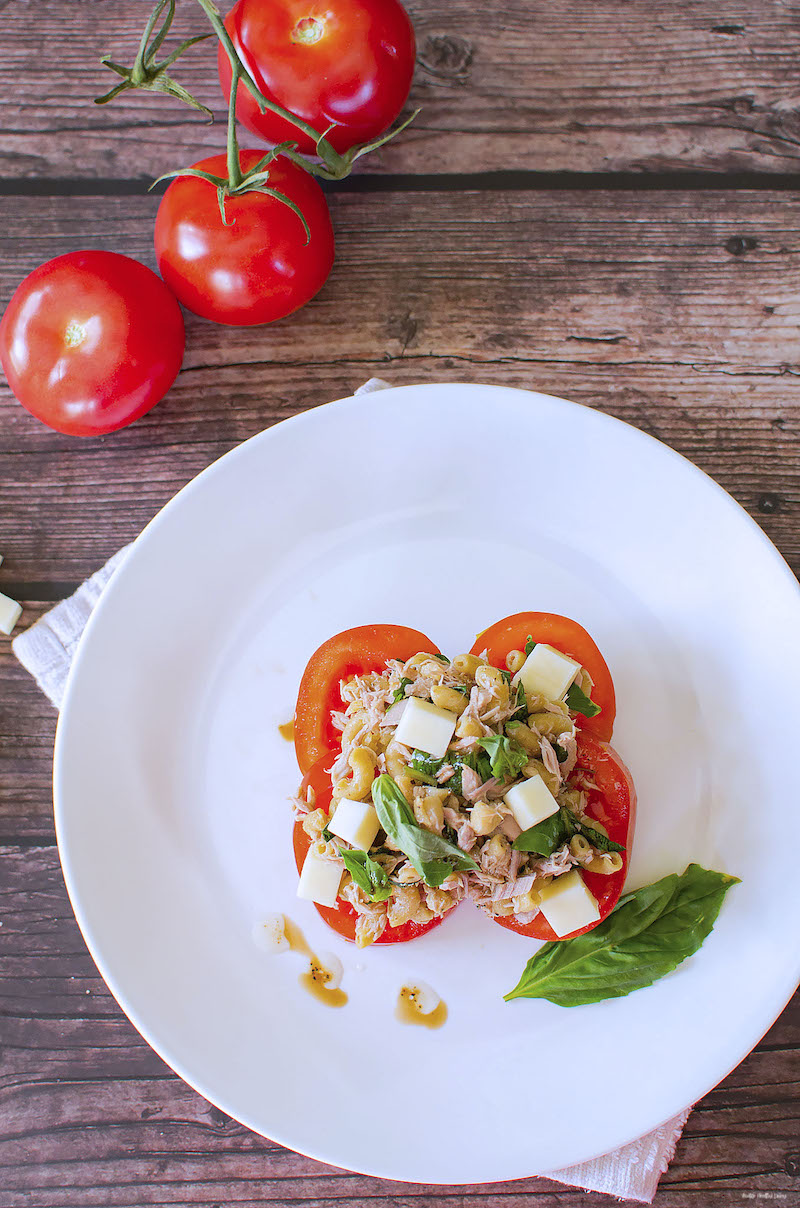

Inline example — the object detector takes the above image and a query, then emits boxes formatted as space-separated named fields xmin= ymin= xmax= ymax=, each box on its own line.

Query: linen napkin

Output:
xmin=10 ymin=377 xmax=691 ymax=1201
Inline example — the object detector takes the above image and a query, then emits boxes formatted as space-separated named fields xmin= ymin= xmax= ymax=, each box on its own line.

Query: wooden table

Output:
xmin=2 ymin=2 xmax=799 ymax=1204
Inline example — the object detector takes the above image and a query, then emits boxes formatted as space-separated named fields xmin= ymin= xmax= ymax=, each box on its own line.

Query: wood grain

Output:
xmin=5 ymin=0 xmax=800 ymax=181
xmin=1 ymin=847 xmax=798 ymax=1208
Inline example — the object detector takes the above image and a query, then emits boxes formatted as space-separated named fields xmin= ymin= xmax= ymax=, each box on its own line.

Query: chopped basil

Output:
xmin=512 ymin=809 xmax=570 ymax=856
xmin=553 ymin=741 xmax=568 ymax=763
xmin=371 ymin=774 xmax=478 ymax=886
xmin=337 ymin=846 xmax=393 ymax=902
xmin=406 ymin=765 xmax=439 ymax=786
xmin=410 ymin=748 xmax=492 ymax=795
xmin=504 ymin=864 xmax=740 ymax=1007
xmin=321 ymin=826 xmax=333 ymax=842
xmin=434 ymin=653 xmax=450 ymax=664
xmin=524 ymin=635 xmax=536 ymax=656
xmin=507 ymin=681 xmax=528 ymax=725
xmin=513 ymin=806 xmax=625 ymax=856
xmin=564 ymin=681 xmax=601 ymax=718
xmin=477 ymin=734 xmax=529 ymax=781
xmin=392 ymin=676 xmax=412 ymax=703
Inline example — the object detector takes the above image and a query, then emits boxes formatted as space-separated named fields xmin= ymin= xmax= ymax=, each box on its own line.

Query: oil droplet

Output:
xmin=395 ymin=984 xmax=448 ymax=1029
xmin=278 ymin=719 xmax=295 ymax=741
xmin=284 ymin=918 xmax=348 ymax=1008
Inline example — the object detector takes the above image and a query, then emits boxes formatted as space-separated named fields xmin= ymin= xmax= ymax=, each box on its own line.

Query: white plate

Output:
xmin=54 ymin=383 xmax=800 ymax=1183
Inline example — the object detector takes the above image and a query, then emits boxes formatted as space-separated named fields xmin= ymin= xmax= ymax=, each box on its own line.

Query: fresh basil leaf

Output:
xmin=392 ymin=676 xmax=412 ymax=703
xmin=504 ymin=864 xmax=740 ymax=1007
xmin=564 ymin=681 xmax=601 ymax=719
xmin=524 ymin=635 xmax=536 ymax=656
xmin=513 ymin=808 xmax=572 ymax=855
xmin=434 ymin=653 xmax=450 ymax=664
xmin=453 ymin=684 xmax=470 ymax=696
xmin=371 ymin=774 xmax=478 ymax=886
xmin=577 ymin=818 xmax=625 ymax=854
xmin=337 ymin=846 xmax=393 ymax=902
xmin=321 ymin=826 xmax=333 ymax=842
xmin=477 ymin=734 xmax=529 ymax=781
xmin=499 ymin=668 xmax=513 ymax=685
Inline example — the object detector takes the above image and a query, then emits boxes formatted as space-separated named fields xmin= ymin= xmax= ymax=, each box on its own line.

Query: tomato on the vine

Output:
xmin=218 ymin=0 xmax=416 ymax=154
xmin=0 ymin=251 xmax=184 ymax=437
xmin=154 ymin=151 xmax=334 ymax=326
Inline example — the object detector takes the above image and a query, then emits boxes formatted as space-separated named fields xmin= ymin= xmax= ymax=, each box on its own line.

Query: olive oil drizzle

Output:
xmin=395 ymin=985 xmax=448 ymax=1029
xmin=278 ymin=719 xmax=295 ymax=741
xmin=284 ymin=918 xmax=347 ymax=1008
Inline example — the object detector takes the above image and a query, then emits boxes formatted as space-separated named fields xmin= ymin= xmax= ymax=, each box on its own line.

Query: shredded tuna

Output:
xmin=460 ymin=765 xmax=483 ymax=801
xmin=380 ymin=700 xmax=408 ymax=727
xmin=512 ymin=909 xmax=538 ymax=925
xmin=540 ymin=736 xmax=562 ymax=782
xmin=443 ymin=806 xmax=477 ymax=852
xmin=492 ymin=874 xmax=537 ymax=902
xmin=559 ymin=733 xmax=578 ymax=778
xmin=436 ymin=763 xmax=456 ymax=784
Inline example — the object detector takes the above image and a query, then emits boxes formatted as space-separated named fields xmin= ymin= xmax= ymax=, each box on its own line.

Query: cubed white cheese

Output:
xmin=504 ymin=773 xmax=559 ymax=831
xmin=393 ymin=696 xmax=457 ymax=759
xmin=538 ymin=869 xmax=601 ymax=937
xmin=0 ymin=591 xmax=22 ymax=636
xmin=328 ymin=798 xmax=380 ymax=851
xmin=513 ymin=643 xmax=580 ymax=702
xmin=296 ymin=850 xmax=343 ymax=908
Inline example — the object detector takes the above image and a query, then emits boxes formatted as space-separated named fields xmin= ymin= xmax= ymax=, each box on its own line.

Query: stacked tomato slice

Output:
xmin=293 ymin=615 xmax=636 ymax=944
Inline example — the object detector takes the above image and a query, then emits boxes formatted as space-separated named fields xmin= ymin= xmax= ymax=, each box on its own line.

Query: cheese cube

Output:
xmin=504 ymin=773 xmax=559 ymax=831
xmin=297 ymin=850 xmax=343 ymax=908
xmin=513 ymin=643 xmax=581 ymax=702
xmin=328 ymin=798 xmax=380 ymax=851
xmin=538 ymin=870 xmax=601 ymax=937
xmin=0 ymin=591 xmax=22 ymax=636
xmin=393 ymin=697 xmax=457 ymax=759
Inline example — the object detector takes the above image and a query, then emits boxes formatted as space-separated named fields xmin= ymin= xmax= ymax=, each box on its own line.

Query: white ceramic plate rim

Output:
xmin=53 ymin=383 xmax=800 ymax=1182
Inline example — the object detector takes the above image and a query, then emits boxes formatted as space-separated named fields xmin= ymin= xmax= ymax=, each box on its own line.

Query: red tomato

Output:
xmin=471 ymin=612 xmax=616 ymax=742
xmin=294 ymin=624 xmax=441 ymax=775
xmin=493 ymin=734 xmax=636 ymax=942
xmin=0 ymin=251 xmax=184 ymax=437
xmin=294 ymin=755 xmax=448 ymax=943
xmin=218 ymin=0 xmax=416 ymax=154
xmin=154 ymin=151 xmax=334 ymax=326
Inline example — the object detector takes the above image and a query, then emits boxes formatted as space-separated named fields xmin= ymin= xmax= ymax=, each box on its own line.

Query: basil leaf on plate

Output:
xmin=477 ymin=734 xmax=529 ymax=781
xmin=504 ymin=864 xmax=740 ymax=1007
xmin=371 ymin=774 xmax=478 ymax=887
xmin=337 ymin=847 xmax=393 ymax=902
xmin=392 ymin=676 xmax=412 ymax=703
xmin=564 ymin=681 xmax=601 ymax=719
xmin=524 ymin=635 xmax=536 ymax=656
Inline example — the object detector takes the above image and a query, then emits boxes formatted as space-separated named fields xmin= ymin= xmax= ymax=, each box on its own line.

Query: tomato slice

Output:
xmin=492 ymin=733 xmax=636 ymax=941
xmin=294 ymin=624 xmax=440 ymax=774
xmin=293 ymin=755 xmax=447 ymax=943
xmin=470 ymin=611 xmax=616 ymax=742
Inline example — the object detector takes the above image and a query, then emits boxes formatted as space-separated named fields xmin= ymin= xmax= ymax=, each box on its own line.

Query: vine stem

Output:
xmin=226 ymin=59 xmax=244 ymax=189
xmin=192 ymin=0 xmax=347 ymax=177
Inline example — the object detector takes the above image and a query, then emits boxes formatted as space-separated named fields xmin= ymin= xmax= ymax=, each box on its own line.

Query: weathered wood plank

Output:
xmin=2 ymin=189 xmax=799 ymax=837
xmin=0 ymin=847 xmax=798 ymax=1207
xmin=4 ymin=0 xmax=800 ymax=180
